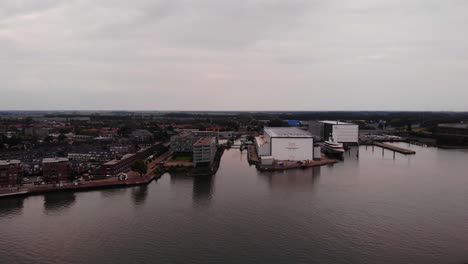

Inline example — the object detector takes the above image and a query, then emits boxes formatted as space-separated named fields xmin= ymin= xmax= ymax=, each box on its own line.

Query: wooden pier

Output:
xmin=373 ymin=142 xmax=416 ymax=155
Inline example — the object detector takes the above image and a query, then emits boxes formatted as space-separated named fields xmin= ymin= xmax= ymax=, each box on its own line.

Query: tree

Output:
xmin=58 ymin=133 xmax=67 ymax=141
xmin=24 ymin=116 xmax=33 ymax=125
xmin=59 ymin=128 xmax=72 ymax=134
xmin=406 ymin=123 xmax=412 ymax=132
xmin=268 ymin=119 xmax=287 ymax=127
xmin=30 ymin=136 xmax=39 ymax=144
xmin=131 ymin=160 xmax=148 ymax=178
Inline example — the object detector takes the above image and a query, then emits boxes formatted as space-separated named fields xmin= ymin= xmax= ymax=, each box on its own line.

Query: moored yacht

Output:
xmin=322 ymin=136 xmax=345 ymax=158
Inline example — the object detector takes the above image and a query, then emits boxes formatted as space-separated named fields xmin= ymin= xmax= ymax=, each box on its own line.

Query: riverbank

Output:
xmin=163 ymin=147 xmax=225 ymax=177
xmin=0 ymin=173 xmax=160 ymax=198
xmin=0 ymin=151 xmax=172 ymax=199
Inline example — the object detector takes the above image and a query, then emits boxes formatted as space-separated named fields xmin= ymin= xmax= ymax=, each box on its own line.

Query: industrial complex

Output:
xmin=309 ymin=120 xmax=359 ymax=144
xmin=2 ymin=110 xmax=452 ymax=198
xmin=255 ymin=127 xmax=315 ymax=161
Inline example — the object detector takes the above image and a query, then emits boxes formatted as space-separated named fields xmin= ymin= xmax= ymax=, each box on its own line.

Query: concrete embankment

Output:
xmin=0 ymin=151 xmax=172 ymax=199
xmin=258 ymin=158 xmax=337 ymax=172
xmin=0 ymin=174 xmax=159 ymax=199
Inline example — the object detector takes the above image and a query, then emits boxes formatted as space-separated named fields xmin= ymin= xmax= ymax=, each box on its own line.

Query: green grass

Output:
xmin=173 ymin=156 xmax=192 ymax=161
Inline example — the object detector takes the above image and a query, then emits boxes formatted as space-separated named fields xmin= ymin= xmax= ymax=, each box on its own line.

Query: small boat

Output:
xmin=322 ymin=136 xmax=345 ymax=158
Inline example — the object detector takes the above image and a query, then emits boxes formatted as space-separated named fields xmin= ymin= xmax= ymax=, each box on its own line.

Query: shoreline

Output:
xmin=0 ymin=173 xmax=162 ymax=199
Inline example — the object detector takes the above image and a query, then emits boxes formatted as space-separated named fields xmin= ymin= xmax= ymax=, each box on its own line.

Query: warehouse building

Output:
xmin=309 ymin=121 xmax=359 ymax=144
xmin=434 ymin=123 xmax=468 ymax=146
xmin=255 ymin=127 xmax=314 ymax=161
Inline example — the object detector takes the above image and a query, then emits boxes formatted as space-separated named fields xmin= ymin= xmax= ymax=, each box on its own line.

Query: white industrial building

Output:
xmin=255 ymin=127 xmax=314 ymax=161
xmin=309 ymin=121 xmax=359 ymax=144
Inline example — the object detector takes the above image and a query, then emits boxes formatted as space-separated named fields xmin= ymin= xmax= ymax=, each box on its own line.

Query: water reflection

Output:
xmin=193 ymin=174 xmax=214 ymax=207
xmin=43 ymin=192 xmax=76 ymax=214
xmin=345 ymin=147 xmax=360 ymax=162
xmin=260 ymin=166 xmax=321 ymax=191
xmin=170 ymin=173 xmax=193 ymax=185
xmin=131 ymin=185 xmax=148 ymax=206
xmin=0 ymin=197 xmax=25 ymax=217
xmin=170 ymin=173 xmax=214 ymax=208
xmin=2 ymin=147 xmax=468 ymax=264
xmin=100 ymin=187 xmax=129 ymax=198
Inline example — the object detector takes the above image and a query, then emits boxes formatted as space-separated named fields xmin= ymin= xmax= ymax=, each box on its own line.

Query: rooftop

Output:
xmin=43 ymin=157 xmax=69 ymax=163
xmin=438 ymin=123 xmax=468 ymax=129
xmin=103 ymin=154 xmax=136 ymax=165
xmin=264 ymin=127 xmax=312 ymax=138
xmin=194 ymin=137 xmax=216 ymax=146
xmin=171 ymin=131 xmax=192 ymax=139
xmin=131 ymin=129 xmax=153 ymax=136
xmin=320 ymin=120 xmax=355 ymax=125
xmin=255 ymin=136 xmax=269 ymax=145
xmin=192 ymin=131 xmax=218 ymax=135
xmin=285 ymin=120 xmax=301 ymax=126
xmin=0 ymin=160 xmax=21 ymax=166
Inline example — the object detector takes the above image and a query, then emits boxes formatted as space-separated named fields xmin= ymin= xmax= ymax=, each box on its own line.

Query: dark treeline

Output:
xmin=161 ymin=111 xmax=468 ymax=128
xmin=2 ymin=111 xmax=468 ymax=129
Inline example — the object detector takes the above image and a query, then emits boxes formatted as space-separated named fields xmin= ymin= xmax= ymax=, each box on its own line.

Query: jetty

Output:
xmin=373 ymin=142 xmax=416 ymax=155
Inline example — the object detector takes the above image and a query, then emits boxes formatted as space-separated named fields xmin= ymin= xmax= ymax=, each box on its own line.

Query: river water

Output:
xmin=1 ymin=143 xmax=468 ymax=264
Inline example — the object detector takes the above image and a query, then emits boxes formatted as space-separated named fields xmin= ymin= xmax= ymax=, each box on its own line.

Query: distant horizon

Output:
xmin=1 ymin=109 xmax=468 ymax=114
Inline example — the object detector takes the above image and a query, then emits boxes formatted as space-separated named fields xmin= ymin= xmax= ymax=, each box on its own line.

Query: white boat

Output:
xmin=322 ymin=137 xmax=345 ymax=157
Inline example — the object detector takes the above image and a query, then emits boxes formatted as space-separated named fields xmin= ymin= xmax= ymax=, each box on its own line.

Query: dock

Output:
xmin=373 ymin=142 xmax=416 ymax=155
xmin=258 ymin=156 xmax=337 ymax=171
xmin=0 ymin=174 xmax=157 ymax=198
xmin=247 ymin=143 xmax=336 ymax=171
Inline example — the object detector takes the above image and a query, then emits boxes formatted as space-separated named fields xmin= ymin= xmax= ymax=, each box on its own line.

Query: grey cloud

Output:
xmin=0 ymin=0 xmax=63 ymax=20
xmin=0 ymin=0 xmax=467 ymax=111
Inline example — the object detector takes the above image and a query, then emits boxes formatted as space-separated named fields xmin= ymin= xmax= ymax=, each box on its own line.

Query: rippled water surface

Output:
xmin=1 ymin=144 xmax=468 ymax=264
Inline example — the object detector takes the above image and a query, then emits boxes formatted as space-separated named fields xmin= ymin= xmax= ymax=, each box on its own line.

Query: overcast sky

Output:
xmin=1 ymin=0 xmax=467 ymax=111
